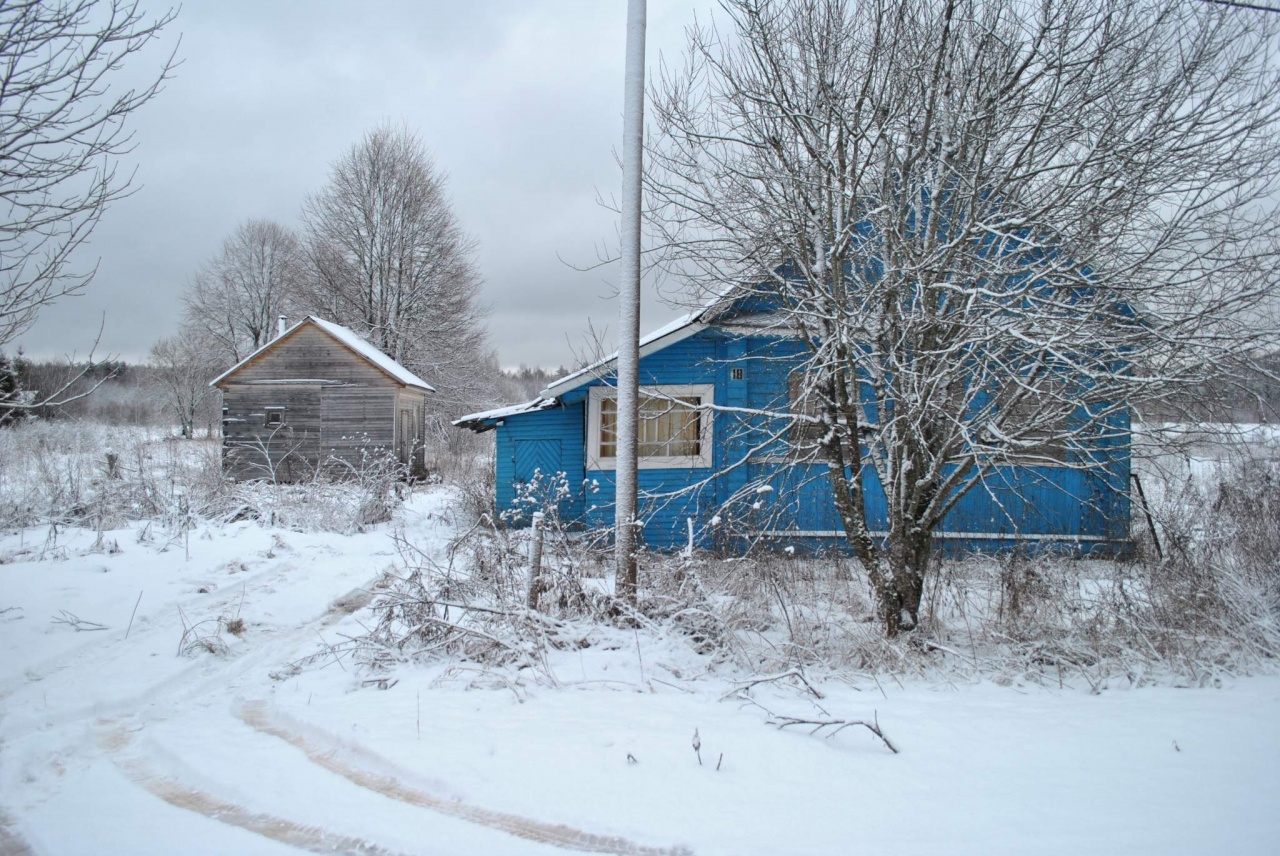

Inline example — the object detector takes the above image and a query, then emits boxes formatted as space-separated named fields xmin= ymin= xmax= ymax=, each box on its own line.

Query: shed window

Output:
xmin=587 ymin=384 xmax=714 ymax=470
xmin=265 ymin=408 xmax=285 ymax=427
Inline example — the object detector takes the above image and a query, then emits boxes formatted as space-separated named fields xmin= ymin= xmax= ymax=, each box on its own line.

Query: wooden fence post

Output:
xmin=527 ymin=512 xmax=546 ymax=610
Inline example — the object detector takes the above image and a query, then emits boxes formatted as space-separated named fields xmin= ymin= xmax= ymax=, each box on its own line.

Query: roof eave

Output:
xmin=539 ymin=321 xmax=709 ymax=399
xmin=453 ymin=397 xmax=559 ymax=432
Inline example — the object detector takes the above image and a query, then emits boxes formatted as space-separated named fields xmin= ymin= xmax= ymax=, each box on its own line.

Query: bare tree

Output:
xmin=181 ymin=219 xmax=305 ymax=366
xmin=299 ymin=124 xmax=492 ymax=416
xmin=646 ymin=0 xmax=1280 ymax=634
xmin=0 ymin=0 xmax=177 ymax=348
xmin=149 ymin=335 xmax=216 ymax=438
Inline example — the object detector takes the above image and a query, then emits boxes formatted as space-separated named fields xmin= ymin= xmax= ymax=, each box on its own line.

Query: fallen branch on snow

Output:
xmin=737 ymin=694 xmax=898 ymax=754
xmin=723 ymin=668 xmax=825 ymax=700
xmin=769 ymin=709 xmax=898 ymax=754
xmin=51 ymin=610 xmax=106 ymax=631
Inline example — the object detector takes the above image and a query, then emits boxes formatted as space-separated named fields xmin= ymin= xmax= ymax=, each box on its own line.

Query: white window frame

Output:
xmin=265 ymin=407 xmax=286 ymax=427
xmin=587 ymin=383 xmax=714 ymax=471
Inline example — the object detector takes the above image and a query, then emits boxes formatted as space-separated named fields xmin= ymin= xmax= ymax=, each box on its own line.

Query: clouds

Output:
xmin=16 ymin=0 xmax=709 ymax=370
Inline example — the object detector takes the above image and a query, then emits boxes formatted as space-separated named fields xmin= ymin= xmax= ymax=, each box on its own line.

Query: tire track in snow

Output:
xmin=96 ymin=720 xmax=414 ymax=856
xmin=237 ymin=702 xmax=695 ymax=856
xmin=0 ymin=810 xmax=35 ymax=856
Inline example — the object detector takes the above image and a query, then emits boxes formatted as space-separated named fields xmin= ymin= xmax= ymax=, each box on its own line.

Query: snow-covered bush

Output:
xmin=318 ymin=437 xmax=1280 ymax=688
xmin=220 ymin=449 xmax=409 ymax=534
xmin=0 ymin=421 xmax=223 ymax=532
xmin=452 ymin=444 xmax=496 ymax=525
xmin=0 ymin=420 xmax=415 ymax=537
xmin=340 ymin=473 xmax=612 ymax=675
xmin=348 ymin=521 xmax=607 ymax=675
xmin=1128 ymin=452 xmax=1280 ymax=672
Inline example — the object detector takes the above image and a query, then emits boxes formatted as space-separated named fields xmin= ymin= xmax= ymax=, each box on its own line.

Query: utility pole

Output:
xmin=615 ymin=0 xmax=646 ymax=604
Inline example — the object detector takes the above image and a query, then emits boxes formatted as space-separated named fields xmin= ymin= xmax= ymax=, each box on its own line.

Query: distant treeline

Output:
xmin=495 ymin=365 xmax=570 ymax=404
xmin=10 ymin=357 xmax=170 ymax=425
xmin=2 ymin=357 xmax=576 ymax=429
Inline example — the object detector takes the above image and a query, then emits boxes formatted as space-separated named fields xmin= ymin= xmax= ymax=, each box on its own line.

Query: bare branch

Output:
xmin=0 ymin=0 xmax=179 ymax=348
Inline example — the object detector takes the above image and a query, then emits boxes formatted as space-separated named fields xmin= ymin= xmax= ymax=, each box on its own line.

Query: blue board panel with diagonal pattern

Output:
xmin=514 ymin=439 xmax=563 ymax=486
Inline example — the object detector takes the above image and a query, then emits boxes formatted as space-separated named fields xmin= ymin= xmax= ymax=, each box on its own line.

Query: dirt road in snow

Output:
xmin=0 ymin=493 xmax=695 ymax=855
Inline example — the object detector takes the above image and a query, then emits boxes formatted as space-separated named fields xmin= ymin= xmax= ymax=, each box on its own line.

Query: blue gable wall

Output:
xmin=495 ymin=401 xmax=586 ymax=523
xmin=488 ymin=325 xmax=1131 ymax=555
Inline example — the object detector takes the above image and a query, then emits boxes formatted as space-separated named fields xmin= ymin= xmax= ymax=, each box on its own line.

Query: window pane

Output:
xmin=599 ymin=392 xmax=703 ymax=461
xmin=600 ymin=397 xmax=617 ymax=458
xmin=639 ymin=394 xmax=700 ymax=457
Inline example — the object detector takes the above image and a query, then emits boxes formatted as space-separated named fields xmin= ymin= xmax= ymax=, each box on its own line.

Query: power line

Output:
xmin=1199 ymin=0 xmax=1280 ymax=14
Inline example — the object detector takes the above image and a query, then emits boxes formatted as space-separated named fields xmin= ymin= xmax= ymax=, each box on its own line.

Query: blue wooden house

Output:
xmin=456 ymin=290 xmax=1131 ymax=556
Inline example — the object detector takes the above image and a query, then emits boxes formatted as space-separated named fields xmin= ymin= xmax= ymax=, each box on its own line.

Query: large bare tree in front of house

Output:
xmin=0 ymin=0 xmax=177 ymax=350
xmin=646 ymin=0 xmax=1280 ymax=635
xmin=298 ymin=124 xmax=493 ymax=419
xmin=181 ymin=219 xmax=306 ymax=367
xmin=150 ymin=335 xmax=217 ymax=439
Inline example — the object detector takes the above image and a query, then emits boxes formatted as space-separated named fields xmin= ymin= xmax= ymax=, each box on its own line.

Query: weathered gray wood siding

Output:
xmin=393 ymin=388 xmax=429 ymax=475
xmin=228 ymin=326 xmax=401 ymax=387
xmin=320 ymin=387 xmax=397 ymax=472
xmin=221 ymin=384 xmax=324 ymax=481
xmin=217 ymin=325 xmax=420 ymax=482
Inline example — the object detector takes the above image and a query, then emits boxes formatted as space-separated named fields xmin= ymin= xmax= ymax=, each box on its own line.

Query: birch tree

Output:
xmin=299 ymin=124 xmax=491 ymax=416
xmin=181 ymin=219 xmax=305 ymax=366
xmin=646 ymin=0 xmax=1280 ymax=634
xmin=0 ymin=0 xmax=176 ymax=348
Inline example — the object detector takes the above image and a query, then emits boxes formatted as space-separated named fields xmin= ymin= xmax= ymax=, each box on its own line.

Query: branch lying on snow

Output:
xmin=769 ymin=709 xmax=898 ymax=754
xmin=723 ymin=668 xmax=826 ymax=701
xmin=402 ymin=615 xmax=522 ymax=653
xmin=51 ymin=610 xmax=106 ymax=631
xmin=737 ymin=694 xmax=898 ymax=754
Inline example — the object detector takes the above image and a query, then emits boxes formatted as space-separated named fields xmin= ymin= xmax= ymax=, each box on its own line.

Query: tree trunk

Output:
xmin=880 ymin=527 xmax=931 ymax=635
xmin=823 ymin=433 xmax=933 ymax=636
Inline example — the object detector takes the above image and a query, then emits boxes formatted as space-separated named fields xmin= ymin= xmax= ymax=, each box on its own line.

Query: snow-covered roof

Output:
xmin=453 ymin=397 xmax=558 ymax=432
xmin=537 ymin=283 xmax=758 ymax=400
xmin=305 ymin=317 xmax=434 ymax=390
xmin=455 ymin=287 xmax=751 ymax=432
xmin=209 ymin=316 xmax=435 ymax=391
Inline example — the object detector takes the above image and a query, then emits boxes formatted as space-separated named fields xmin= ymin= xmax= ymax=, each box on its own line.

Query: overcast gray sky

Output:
xmin=15 ymin=1 xmax=715 ymax=370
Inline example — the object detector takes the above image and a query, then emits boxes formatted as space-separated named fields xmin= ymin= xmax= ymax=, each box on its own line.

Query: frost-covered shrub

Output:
xmin=223 ymin=450 xmax=409 ymax=535
xmin=0 ymin=420 xmax=414 ymax=537
xmin=1129 ymin=452 xmax=1280 ymax=670
xmin=453 ymin=446 xmax=496 ymax=525
xmin=348 ymin=520 xmax=609 ymax=675
xmin=0 ymin=421 xmax=224 ymax=531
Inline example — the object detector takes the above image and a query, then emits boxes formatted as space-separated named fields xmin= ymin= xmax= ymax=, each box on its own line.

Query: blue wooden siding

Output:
xmin=488 ymin=325 xmax=1131 ymax=555
xmin=494 ymin=402 xmax=585 ymax=523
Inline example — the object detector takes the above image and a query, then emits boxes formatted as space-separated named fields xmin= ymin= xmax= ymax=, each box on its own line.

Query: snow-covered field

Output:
xmin=2 ymin=483 xmax=1277 ymax=856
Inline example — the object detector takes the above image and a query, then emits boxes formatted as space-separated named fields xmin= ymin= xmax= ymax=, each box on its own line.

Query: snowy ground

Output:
xmin=2 ymin=487 xmax=1278 ymax=856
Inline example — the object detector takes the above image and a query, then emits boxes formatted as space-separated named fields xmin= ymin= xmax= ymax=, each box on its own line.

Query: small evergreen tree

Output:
xmin=0 ymin=350 xmax=30 ymax=427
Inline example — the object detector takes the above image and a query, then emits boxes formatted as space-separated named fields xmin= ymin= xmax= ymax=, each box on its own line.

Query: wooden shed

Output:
xmin=211 ymin=316 xmax=433 ymax=482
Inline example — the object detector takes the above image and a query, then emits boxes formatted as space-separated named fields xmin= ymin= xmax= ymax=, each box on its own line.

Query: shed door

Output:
xmin=514 ymin=439 xmax=562 ymax=488
xmin=398 ymin=408 xmax=412 ymax=465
